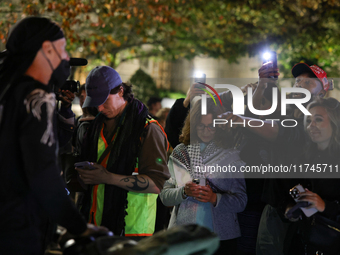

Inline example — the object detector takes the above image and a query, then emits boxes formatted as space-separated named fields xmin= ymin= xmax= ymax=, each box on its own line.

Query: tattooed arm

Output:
xmin=116 ymin=174 xmax=160 ymax=194
xmin=76 ymin=123 xmax=169 ymax=194
xmin=76 ymin=163 xmax=160 ymax=194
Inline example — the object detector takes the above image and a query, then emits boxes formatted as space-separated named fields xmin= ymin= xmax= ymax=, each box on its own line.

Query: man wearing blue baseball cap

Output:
xmin=76 ymin=66 xmax=170 ymax=236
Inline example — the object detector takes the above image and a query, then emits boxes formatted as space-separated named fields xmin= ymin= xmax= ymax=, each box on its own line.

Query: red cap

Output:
xmin=291 ymin=63 xmax=329 ymax=91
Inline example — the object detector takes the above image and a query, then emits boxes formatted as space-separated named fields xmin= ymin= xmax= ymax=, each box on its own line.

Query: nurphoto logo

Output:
xmin=199 ymin=83 xmax=312 ymax=128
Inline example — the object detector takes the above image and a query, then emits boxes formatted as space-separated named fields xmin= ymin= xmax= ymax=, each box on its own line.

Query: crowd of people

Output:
xmin=1 ymin=16 xmax=340 ymax=255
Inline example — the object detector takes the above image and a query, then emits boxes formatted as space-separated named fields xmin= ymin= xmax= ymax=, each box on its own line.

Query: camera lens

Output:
xmin=60 ymin=80 xmax=80 ymax=93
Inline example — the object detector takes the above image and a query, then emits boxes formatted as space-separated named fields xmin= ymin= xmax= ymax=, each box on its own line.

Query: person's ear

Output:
xmin=41 ymin=41 xmax=53 ymax=55
xmin=118 ymin=86 xmax=124 ymax=97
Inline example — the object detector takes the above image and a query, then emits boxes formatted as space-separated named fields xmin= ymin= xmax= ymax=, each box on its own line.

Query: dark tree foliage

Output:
xmin=1 ymin=0 xmax=340 ymax=75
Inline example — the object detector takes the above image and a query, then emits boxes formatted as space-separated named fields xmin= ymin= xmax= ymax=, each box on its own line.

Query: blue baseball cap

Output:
xmin=82 ymin=66 xmax=123 ymax=108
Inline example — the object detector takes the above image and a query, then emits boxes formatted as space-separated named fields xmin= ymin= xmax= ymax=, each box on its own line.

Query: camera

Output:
xmin=193 ymin=178 xmax=206 ymax=186
xmin=57 ymin=57 xmax=87 ymax=94
xmin=60 ymin=80 xmax=80 ymax=94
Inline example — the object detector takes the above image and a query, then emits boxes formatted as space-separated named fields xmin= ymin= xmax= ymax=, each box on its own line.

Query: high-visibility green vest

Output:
xmin=88 ymin=118 xmax=165 ymax=236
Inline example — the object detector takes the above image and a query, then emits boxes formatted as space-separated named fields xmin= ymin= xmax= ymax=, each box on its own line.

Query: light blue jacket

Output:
xmin=159 ymin=143 xmax=247 ymax=240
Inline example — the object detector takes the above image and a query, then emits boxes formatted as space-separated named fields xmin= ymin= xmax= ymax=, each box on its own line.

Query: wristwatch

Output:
xmin=182 ymin=186 xmax=188 ymax=199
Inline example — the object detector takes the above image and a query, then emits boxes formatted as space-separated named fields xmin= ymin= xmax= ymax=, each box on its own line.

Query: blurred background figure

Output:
xmin=147 ymin=96 xmax=162 ymax=120
xmin=77 ymin=83 xmax=86 ymax=108
xmin=74 ymin=84 xmax=99 ymax=125
xmin=155 ymin=107 xmax=170 ymax=129
xmin=64 ymin=84 xmax=98 ymax=204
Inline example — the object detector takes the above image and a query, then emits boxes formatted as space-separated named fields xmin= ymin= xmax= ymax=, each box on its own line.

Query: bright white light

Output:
xmin=65 ymin=239 xmax=75 ymax=248
xmin=194 ymin=71 xmax=204 ymax=78
xmin=161 ymin=98 xmax=176 ymax=108
xmin=263 ymin=52 xmax=271 ymax=61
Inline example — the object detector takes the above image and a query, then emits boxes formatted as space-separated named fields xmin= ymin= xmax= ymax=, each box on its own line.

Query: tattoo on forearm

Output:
xmin=120 ymin=176 xmax=149 ymax=191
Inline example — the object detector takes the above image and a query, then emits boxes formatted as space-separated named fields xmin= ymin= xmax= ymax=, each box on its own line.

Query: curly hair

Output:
xmin=110 ymin=82 xmax=133 ymax=101
xmin=304 ymin=97 xmax=340 ymax=158
xmin=179 ymin=98 xmax=234 ymax=148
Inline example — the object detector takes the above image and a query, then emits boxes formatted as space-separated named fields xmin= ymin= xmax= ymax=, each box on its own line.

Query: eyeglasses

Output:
xmin=196 ymin=123 xmax=216 ymax=132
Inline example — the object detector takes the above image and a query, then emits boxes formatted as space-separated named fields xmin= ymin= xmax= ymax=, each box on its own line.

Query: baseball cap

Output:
xmin=291 ymin=63 xmax=329 ymax=91
xmin=82 ymin=66 xmax=122 ymax=108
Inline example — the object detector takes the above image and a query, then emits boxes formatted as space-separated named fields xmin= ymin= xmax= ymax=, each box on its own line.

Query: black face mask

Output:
xmin=41 ymin=42 xmax=70 ymax=89
xmin=49 ymin=59 xmax=70 ymax=89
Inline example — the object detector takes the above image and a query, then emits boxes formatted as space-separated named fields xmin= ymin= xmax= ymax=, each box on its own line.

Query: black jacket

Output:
xmin=165 ymin=98 xmax=189 ymax=149
xmin=0 ymin=76 xmax=86 ymax=254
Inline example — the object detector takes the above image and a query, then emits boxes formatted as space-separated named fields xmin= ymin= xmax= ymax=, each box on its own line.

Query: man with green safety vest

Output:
xmin=76 ymin=66 xmax=170 ymax=236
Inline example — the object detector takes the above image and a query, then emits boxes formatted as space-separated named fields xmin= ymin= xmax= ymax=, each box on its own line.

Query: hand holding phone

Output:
xmin=74 ymin=161 xmax=96 ymax=170
xmin=289 ymin=184 xmax=317 ymax=217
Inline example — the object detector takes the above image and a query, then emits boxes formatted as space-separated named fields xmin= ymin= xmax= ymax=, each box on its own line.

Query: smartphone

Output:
xmin=194 ymin=72 xmax=206 ymax=86
xmin=193 ymin=82 xmax=206 ymax=89
xmin=262 ymin=51 xmax=277 ymax=79
xmin=192 ymin=178 xmax=206 ymax=186
xmin=74 ymin=161 xmax=96 ymax=170
xmin=289 ymin=184 xmax=317 ymax=217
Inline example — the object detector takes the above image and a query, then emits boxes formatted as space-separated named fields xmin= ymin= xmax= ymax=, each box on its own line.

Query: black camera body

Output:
xmin=60 ymin=80 xmax=80 ymax=93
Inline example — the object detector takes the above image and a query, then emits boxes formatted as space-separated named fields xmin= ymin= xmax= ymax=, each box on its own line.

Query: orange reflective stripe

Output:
xmin=145 ymin=119 xmax=170 ymax=151
xmin=89 ymin=125 xmax=116 ymax=225
xmin=125 ymin=233 xmax=153 ymax=237
xmin=99 ymin=125 xmax=116 ymax=168
xmin=100 ymin=125 xmax=109 ymax=148
xmin=89 ymin=185 xmax=98 ymax=225
xmin=155 ymin=121 xmax=169 ymax=151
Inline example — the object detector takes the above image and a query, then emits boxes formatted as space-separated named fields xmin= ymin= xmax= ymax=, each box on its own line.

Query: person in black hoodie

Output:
xmin=0 ymin=17 xmax=106 ymax=254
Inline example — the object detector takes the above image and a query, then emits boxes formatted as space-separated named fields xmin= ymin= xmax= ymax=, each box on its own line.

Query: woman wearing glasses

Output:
xmin=285 ymin=97 xmax=340 ymax=255
xmin=159 ymin=99 xmax=247 ymax=255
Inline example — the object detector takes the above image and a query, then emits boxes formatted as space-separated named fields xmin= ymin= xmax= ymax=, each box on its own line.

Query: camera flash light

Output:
xmin=194 ymin=71 xmax=204 ymax=78
xmin=262 ymin=52 xmax=271 ymax=61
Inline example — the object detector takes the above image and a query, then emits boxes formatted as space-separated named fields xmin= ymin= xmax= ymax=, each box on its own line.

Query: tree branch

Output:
xmin=119 ymin=52 xmax=161 ymax=65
